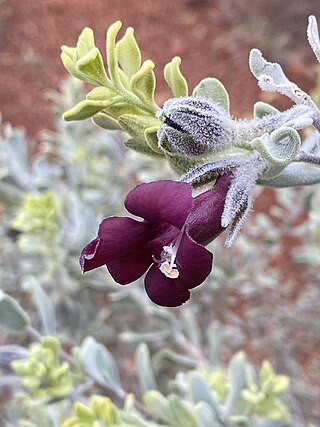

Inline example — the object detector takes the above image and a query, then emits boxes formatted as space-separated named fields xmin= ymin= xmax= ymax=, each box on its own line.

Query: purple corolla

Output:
xmin=80 ymin=174 xmax=231 ymax=307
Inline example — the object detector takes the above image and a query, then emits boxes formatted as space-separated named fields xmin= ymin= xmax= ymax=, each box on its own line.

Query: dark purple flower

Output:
xmin=80 ymin=174 xmax=232 ymax=307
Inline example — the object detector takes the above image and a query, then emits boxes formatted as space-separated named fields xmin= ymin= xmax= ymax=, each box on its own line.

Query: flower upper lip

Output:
xmin=80 ymin=174 xmax=232 ymax=307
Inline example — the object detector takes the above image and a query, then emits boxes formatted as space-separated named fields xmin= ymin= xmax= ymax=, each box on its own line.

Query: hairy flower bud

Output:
xmin=157 ymin=97 xmax=234 ymax=157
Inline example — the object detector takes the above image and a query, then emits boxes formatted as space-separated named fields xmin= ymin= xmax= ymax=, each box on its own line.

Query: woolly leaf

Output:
xmin=124 ymin=138 xmax=161 ymax=156
xmin=249 ymin=49 xmax=290 ymax=86
xmin=168 ymin=395 xmax=198 ymax=427
xmin=307 ymin=15 xmax=320 ymax=62
xmin=130 ymin=60 xmax=157 ymax=108
xmin=253 ymin=101 xmax=279 ymax=118
xmin=116 ymin=27 xmax=141 ymax=79
xmin=77 ymin=48 xmax=109 ymax=86
xmin=106 ymin=21 xmax=122 ymax=85
xmin=92 ymin=112 xmax=121 ymax=130
xmin=135 ymin=343 xmax=157 ymax=393
xmin=23 ymin=277 xmax=57 ymax=336
xmin=251 ymin=127 xmax=301 ymax=166
xmin=119 ymin=114 xmax=161 ymax=142
xmin=193 ymin=77 xmax=230 ymax=113
xmin=189 ymin=372 xmax=222 ymax=413
xmin=61 ymin=47 xmax=88 ymax=82
xmin=86 ymin=86 xmax=116 ymax=101
xmin=257 ymin=163 xmax=320 ymax=187
xmin=0 ymin=291 xmax=30 ymax=334
xmin=225 ymin=351 xmax=247 ymax=415
xmin=164 ymin=56 xmax=188 ymax=97
xmin=62 ymin=99 xmax=115 ymax=121
xmin=143 ymin=391 xmax=171 ymax=424
xmin=76 ymin=27 xmax=95 ymax=56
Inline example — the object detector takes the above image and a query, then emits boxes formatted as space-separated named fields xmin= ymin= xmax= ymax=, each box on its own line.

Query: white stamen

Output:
xmin=159 ymin=261 xmax=179 ymax=279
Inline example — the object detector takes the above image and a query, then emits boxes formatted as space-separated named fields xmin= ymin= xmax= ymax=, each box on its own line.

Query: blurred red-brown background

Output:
xmin=0 ymin=0 xmax=319 ymax=137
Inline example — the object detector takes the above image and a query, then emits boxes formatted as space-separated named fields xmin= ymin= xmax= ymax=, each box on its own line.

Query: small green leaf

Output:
xmin=86 ymin=86 xmax=116 ymax=101
xmin=77 ymin=47 xmax=109 ymax=86
xmin=119 ymin=114 xmax=161 ymax=142
xmin=106 ymin=21 xmax=123 ymax=85
xmin=62 ymin=99 xmax=117 ymax=121
xmin=61 ymin=47 xmax=92 ymax=82
xmin=124 ymin=138 xmax=160 ymax=156
xmin=0 ymin=291 xmax=30 ymax=334
xmin=143 ymin=391 xmax=170 ymax=424
xmin=23 ymin=277 xmax=57 ymax=336
xmin=135 ymin=343 xmax=157 ymax=393
xmin=251 ymin=127 xmax=301 ymax=166
xmin=168 ymin=395 xmax=197 ymax=427
xmin=193 ymin=77 xmax=230 ymax=113
xmin=253 ymin=102 xmax=279 ymax=118
xmin=76 ymin=27 xmax=95 ymax=56
xmin=270 ymin=376 xmax=290 ymax=395
xmin=92 ymin=112 xmax=121 ymax=130
xmin=307 ymin=15 xmax=320 ymax=63
xmin=116 ymin=27 xmax=142 ymax=79
xmin=164 ymin=56 xmax=188 ymax=97
xmin=225 ymin=351 xmax=247 ymax=415
xmin=130 ymin=60 xmax=157 ymax=109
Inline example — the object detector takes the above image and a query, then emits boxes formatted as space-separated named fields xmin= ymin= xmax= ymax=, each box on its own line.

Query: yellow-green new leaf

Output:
xmin=106 ymin=21 xmax=122 ymax=86
xmin=77 ymin=47 xmax=109 ymax=86
xmin=61 ymin=47 xmax=89 ymax=82
xmin=77 ymin=27 xmax=95 ymax=56
xmin=116 ymin=27 xmax=142 ymax=79
xmin=193 ymin=77 xmax=230 ymax=114
xmin=130 ymin=60 xmax=157 ymax=110
xmin=86 ymin=86 xmax=116 ymax=101
xmin=63 ymin=99 xmax=114 ymax=121
xmin=164 ymin=56 xmax=188 ymax=97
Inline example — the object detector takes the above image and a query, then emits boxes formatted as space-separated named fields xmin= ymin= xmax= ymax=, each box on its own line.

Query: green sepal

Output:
xmin=106 ymin=21 xmax=122 ymax=86
xmin=253 ymin=101 xmax=279 ymax=118
xmin=130 ymin=60 xmax=157 ymax=110
xmin=76 ymin=47 xmax=109 ymax=86
xmin=92 ymin=112 xmax=121 ymax=130
xmin=119 ymin=114 xmax=161 ymax=143
xmin=165 ymin=153 xmax=201 ymax=175
xmin=124 ymin=138 xmax=162 ymax=157
xmin=63 ymin=99 xmax=116 ymax=121
xmin=251 ymin=127 xmax=301 ymax=166
xmin=116 ymin=27 xmax=142 ymax=79
xmin=144 ymin=126 xmax=164 ymax=154
xmin=164 ymin=56 xmax=188 ymax=97
xmin=193 ymin=77 xmax=230 ymax=113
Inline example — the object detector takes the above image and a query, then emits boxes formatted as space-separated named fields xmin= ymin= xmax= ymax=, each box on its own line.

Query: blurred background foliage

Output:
xmin=0 ymin=76 xmax=319 ymax=426
xmin=1 ymin=0 xmax=320 ymax=426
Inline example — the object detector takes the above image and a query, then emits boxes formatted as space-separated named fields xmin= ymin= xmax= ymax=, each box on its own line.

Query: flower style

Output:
xmin=80 ymin=174 xmax=232 ymax=307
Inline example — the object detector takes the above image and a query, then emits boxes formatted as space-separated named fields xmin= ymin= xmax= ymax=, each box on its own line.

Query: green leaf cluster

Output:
xmin=61 ymin=22 xmax=163 ymax=157
xmin=11 ymin=191 xmax=61 ymax=237
xmin=11 ymin=337 xmax=74 ymax=399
